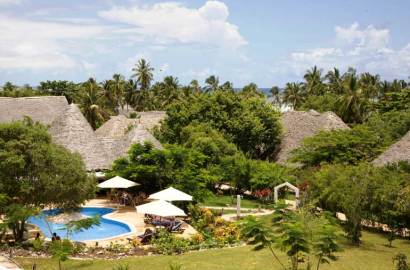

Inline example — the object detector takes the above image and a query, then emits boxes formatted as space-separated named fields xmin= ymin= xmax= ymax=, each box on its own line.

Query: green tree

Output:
xmin=283 ymin=82 xmax=305 ymax=109
xmin=132 ymin=58 xmax=154 ymax=91
xmin=304 ymin=66 xmax=324 ymax=95
xmin=0 ymin=119 xmax=96 ymax=241
xmin=38 ymin=80 xmax=78 ymax=103
xmin=204 ymin=75 xmax=219 ymax=92
xmin=78 ymin=78 xmax=110 ymax=129
xmin=337 ymin=73 xmax=368 ymax=124
xmin=159 ymin=90 xmax=282 ymax=159
xmin=110 ymin=142 xmax=211 ymax=200
xmin=291 ymin=126 xmax=383 ymax=167
xmin=312 ymin=164 xmax=375 ymax=245
xmin=325 ymin=68 xmax=343 ymax=95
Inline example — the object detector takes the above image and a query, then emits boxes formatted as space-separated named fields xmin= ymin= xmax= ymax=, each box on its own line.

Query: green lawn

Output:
xmin=200 ymin=195 xmax=266 ymax=209
xmin=16 ymin=231 xmax=410 ymax=270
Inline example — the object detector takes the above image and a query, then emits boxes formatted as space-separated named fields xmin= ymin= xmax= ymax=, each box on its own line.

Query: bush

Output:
xmin=151 ymin=229 xmax=190 ymax=255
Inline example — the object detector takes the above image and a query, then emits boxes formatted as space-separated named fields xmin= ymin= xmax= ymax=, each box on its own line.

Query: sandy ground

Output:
xmin=0 ymin=256 xmax=22 ymax=270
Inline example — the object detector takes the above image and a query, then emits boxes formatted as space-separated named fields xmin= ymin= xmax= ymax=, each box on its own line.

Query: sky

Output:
xmin=1 ymin=0 xmax=410 ymax=87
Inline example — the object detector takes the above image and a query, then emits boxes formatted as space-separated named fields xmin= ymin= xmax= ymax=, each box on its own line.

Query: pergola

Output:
xmin=273 ymin=182 xmax=300 ymax=207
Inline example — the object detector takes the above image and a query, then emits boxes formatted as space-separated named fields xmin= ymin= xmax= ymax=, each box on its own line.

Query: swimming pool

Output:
xmin=28 ymin=207 xmax=132 ymax=241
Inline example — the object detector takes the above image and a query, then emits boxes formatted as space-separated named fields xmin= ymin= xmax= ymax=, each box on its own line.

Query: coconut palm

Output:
xmin=78 ymin=78 xmax=110 ymax=129
xmin=283 ymin=82 xmax=305 ymax=109
xmin=270 ymin=86 xmax=281 ymax=105
xmin=337 ymin=73 xmax=367 ymax=123
xmin=189 ymin=79 xmax=201 ymax=93
xmin=325 ymin=68 xmax=344 ymax=94
xmin=124 ymin=79 xmax=138 ymax=109
xmin=359 ymin=72 xmax=380 ymax=100
xmin=204 ymin=75 xmax=219 ymax=92
xmin=131 ymin=59 xmax=154 ymax=91
xmin=160 ymin=76 xmax=180 ymax=107
xmin=304 ymin=66 xmax=324 ymax=95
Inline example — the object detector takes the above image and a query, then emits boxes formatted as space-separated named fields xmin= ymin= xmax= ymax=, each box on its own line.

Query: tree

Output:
xmin=110 ymin=142 xmax=211 ymax=201
xmin=38 ymin=80 xmax=78 ymax=103
xmin=312 ymin=164 xmax=375 ymax=245
xmin=159 ymin=90 xmax=282 ymax=160
xmin=103 ymin=74 xmax=126 ymax=110
xmin=304 ymin=66 xmax=324 ymax=95
xmin=204 ymin=75 xmax=219 ymax=92
xmin=325 ymin=68 xmax=343 ymax=95
xmin=0 ymin=119 xmax=96 ymax=241
xmin=78 ymin=78 xmax=110 ymax=129
xmin=291 ymin=126 xmax=383 ymax=167
xmin=132 ymin=58 xmax=154 ymax=91
xmin=283 ymin=82 xmax=305 ymax=109
xmin=337 ymin=73 xmax=368 ymax=124
xmin=270 ymin=86 xmax=281 ymax=105
xmin=241 ymin=203 xmax=339 ymax=270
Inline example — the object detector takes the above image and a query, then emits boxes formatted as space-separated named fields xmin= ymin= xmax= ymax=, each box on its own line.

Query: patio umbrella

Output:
xmin=136 ymin=200 xmax=187 ymax=217
xmin=97 ymin=176 xmax=139 ymax=189
xmin=148 ymin=187 xmax=192 ymax=202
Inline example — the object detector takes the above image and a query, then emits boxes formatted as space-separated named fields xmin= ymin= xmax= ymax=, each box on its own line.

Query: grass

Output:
xmin=15 ymin=231 xmax=410 ymax=270
xmin=200 ymin=195 xmax=266 ymax=209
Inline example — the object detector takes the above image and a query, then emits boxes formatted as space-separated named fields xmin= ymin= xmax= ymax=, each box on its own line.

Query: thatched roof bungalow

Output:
xmin=275 ymin=110 xmax=349 ymax=164
xmin=0 ymin=96 xmax=162 ymax=171
xmin=373 ymin=130 xmax=410 ymax=166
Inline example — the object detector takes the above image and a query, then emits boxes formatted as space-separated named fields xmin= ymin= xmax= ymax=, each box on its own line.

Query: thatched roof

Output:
xmin=96 ymin=115 xmax=163 ymax=164
xmin=117 ymin=107 xmax=166 ymax=130
xmin=138 ymin=111 xmax=166 ymax=130
xmin=49 ymin=104 xmax=110 ymax=171
xmin=373 ymin=130 xmax=410 ymax=166
xmin=0 ymin=96 xmax=67 ymax=125
xmin=0 ymin=96 xmax=163 ymax=171
xmin=275 ymin=110 xmax=349 ymax=164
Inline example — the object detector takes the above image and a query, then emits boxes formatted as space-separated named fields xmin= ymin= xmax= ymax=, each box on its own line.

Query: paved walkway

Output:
xmin=0 ymin=256 xmax=22 ymax=270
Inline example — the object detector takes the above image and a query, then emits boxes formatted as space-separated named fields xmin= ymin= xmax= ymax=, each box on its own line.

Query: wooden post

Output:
xmin=236 ymin=195 xmax=241 ymax=219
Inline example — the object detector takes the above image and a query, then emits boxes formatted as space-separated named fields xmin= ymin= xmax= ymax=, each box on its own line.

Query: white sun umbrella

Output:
xmin=98 ymin=176 xmax=139 ymax=189
xmin=136 ymin=200 xmax=186 ymax=217
xmin=148 ymin=187 xmax=192 ymax=202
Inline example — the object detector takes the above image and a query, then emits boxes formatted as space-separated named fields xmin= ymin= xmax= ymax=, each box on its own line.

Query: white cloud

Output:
xmin=0 ymin=0 xmax=23 ymax=6
xmin=0 ymin=15 xmax=107 ymax=70
xmin=98 ymin=1 xmax=247 ymax=49
xmin=273 ymin=23 xmax=410 ymax=79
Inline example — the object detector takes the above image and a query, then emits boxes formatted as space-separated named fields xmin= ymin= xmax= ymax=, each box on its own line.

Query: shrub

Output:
xmin=151 ymin=229 xmax=190 ymax=255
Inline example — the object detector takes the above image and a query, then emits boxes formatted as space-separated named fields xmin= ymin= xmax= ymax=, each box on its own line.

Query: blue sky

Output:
xmin=1 ymin=0 xmax=410 ymax=87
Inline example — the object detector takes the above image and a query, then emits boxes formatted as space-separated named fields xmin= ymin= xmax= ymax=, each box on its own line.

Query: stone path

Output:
xmin=0 ymin=256 xmax=22 ymax=270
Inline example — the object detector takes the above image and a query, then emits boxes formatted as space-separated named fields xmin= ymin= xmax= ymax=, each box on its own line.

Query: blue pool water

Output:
xmin=28 ymin=207 xmax=131 ymax=241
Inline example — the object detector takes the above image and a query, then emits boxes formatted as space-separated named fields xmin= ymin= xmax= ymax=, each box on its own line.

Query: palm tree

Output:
xmin=110 ymin=74 xmax=126 ymax=109
xmin=304 ymin=66 xmax=324 ymax=95
xmin=124 ymin=79 xmax=138 ymax=109
xmin=270 ymin=86 xmax=281 ymax=105
xmin=78 ymin=78 xmax=110 ymax=129
xmin=160 ymin=76 xmax=180 ymax=107
xmin=189 ymin=79 xmax=201 ymax=94
xmin=204 ymin=75 xmax=219 ymax=92
xmin=283 ymin=82 xmax=305 ymax=109
xmin=359 ymin=72 xmax=380 ymax=100
xmin=325 ymin=68 xmax=343 ymax=94
xmin=337 ymin=73 xmax=367 ymax=124
xmin=131 ymin=59 xmax=154 ymax=91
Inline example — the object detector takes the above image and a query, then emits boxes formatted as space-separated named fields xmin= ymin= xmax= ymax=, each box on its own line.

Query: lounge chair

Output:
xmin=168 ymin=221 xmax=183 ymax=233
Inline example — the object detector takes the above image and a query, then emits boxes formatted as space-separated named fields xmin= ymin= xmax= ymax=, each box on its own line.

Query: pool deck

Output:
xmin=81 ymin=199 xmax=197 ymax=247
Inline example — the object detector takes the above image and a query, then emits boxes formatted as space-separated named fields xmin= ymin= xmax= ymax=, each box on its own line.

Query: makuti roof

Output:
xmin=0 ymin=96 xmax=162 ymax=170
